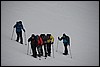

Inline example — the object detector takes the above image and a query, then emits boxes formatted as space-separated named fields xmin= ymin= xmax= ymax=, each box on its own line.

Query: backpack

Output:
xmin=16 ymin=22 xmax=23 ymax=32
xmin=64 ymin=36 xmax=70 ymax=45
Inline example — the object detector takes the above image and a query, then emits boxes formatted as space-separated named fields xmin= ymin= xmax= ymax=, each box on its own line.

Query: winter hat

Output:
xmin=63 ymin=33 xmax=66 ymax=36
xmin=47 ymin=34 xmax=51 ymax=36
xmin=31 ymin=34 xmax=35 ymax=37
xmin=19 ymin=21 xmax=22 ymax=24
xmin=40 ymin=34 xmax=45 ymax=37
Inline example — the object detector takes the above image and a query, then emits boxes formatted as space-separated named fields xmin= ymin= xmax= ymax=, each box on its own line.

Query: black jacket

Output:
xmin=28 ymin=36 xmax=37 ymax=45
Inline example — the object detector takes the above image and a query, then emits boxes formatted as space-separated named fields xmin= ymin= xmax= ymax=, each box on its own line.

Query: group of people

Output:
xmin=28 ymin=34 xmax=54 ymax=58
xmin=13 ymin=20 xmax=70 ymax=59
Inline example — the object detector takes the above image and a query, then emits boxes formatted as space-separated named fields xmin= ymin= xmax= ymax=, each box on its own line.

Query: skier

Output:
xmin=40 ymin=34 xmax=48 ymax=58
xmin=28 ymin=34 xmax=37 ymax=58
xmin=40 ymin=34 xmax=45 ymax=56
xmin=36 ymin=35 xmax=43 ymax=58
xmin=13 ymin=21 xmax=25 ymax=44
xmin=58 ymin=33 xmax=70 ymax=55
xmin=47 ymin=34 xmax=54 ymax=56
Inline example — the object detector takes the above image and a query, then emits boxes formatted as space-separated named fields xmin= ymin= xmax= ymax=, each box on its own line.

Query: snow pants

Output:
xmin=16 ymin=31 xmax=23 ymax=44
xmin=64 ymin=43 xmax=68 ymax=54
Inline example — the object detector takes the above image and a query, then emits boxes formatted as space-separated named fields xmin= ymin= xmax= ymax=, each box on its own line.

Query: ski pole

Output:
xmin=24 ymin=32 xmax=27 ymax=45
xmin=69 ymin=45 xmax=72 ymax=59
xmin=56 ymin=40 xmax=59 ymax=52
xmin=30 ymin=48 xmax=31 ymax=54
xmin=27 ymin=42 xmax=29 ymax=55
xmin=52 ymin=44 xmax=55 ymax=58
xmin=11 ymin=28 xmax=14 ymax=40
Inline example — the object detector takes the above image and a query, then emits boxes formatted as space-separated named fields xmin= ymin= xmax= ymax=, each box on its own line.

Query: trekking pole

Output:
xmin=11 ymin=28 xmax=14 ymax=40
xmin=52 ymin=44 xmax=55 ymax=58
xmin=30 ymin=47 xmax=31 ymax=54
xmin=27 ymin=42 xmax=29 ymax=55
xmin=24 ymin=32 xmax=27 ymax=45
xmin=56 ymin=40 xmax=59 ymax=52
xmin=69 ymin=45 xmax=72 ymax=59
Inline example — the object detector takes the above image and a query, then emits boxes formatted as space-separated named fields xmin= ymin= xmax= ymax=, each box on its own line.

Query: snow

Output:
xmin=1 ymin=1 xmax=99 ymax=66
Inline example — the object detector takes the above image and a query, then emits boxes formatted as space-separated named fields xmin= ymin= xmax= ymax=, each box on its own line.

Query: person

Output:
xmin=58 ymin=33 xmax=70 ymax=55
xmin=36 ymin=35 xmax=43 ymax=58
xmin=28 ymin=34 xmax=37 ymax=58
xmin=40 ymin=34 xmax=48 ymax=58
xmin=13 ymin=21 xmax=25 ymax=44
xmin=40 ymin=34 xmax=45 ymax=56
xmin=47 ymin=34 xmax=54 ymax=56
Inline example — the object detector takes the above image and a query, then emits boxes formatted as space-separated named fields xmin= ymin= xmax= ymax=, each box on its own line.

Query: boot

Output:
xmin=63 ymin=53 xmax=68 ymax=55
xmin=20 ymin=42 xmax=23 ymax=44
xmin=48 ymin=53 xmax=51 ymax=56
xmin=16 ymin=40 xmax=18 ymax=42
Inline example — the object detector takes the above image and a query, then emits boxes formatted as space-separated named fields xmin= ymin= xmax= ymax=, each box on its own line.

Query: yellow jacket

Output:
xmin=47 ymin=35 xmax=54 ymax=43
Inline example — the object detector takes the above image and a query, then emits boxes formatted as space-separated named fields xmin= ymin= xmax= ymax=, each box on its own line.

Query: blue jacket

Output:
xmin=14 ymin=22 xmax=25 ymax=32
xmin=59 ymin=36 xmax=70 ymax=45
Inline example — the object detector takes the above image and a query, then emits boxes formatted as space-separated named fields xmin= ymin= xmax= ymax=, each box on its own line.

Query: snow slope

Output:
xmin=1 ymin=1 xmax=99 ymax=66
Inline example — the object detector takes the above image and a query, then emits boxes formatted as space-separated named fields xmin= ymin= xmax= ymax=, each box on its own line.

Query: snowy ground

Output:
xmin=1 ymin=1 xmax=99 ymax=66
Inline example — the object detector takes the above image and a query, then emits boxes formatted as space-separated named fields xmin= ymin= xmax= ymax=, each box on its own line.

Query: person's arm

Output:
xmin=28 ymin=37 xmax=31 ymax=42
xmin=58 ymin=37 xmax=63 ymax=41
xmin=68 ymin=36 xmax=70 ymax=46
xmin=13 ymin=24 xmax=16 ymax=28
xmin=51 ymin=36 xmax=54 ymax=44
xmin=21 ymin=25 xmax=25 ymax=32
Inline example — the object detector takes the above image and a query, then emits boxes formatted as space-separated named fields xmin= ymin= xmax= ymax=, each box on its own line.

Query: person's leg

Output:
xmin=16 ymin=32 xmax=19 ymax=42
xmin=44 ymin=44 xmax=47 ymax=57
xmin=48 ymin=43 xmax=51 ymax=56
xmin=49 ymin=44 xmax=51 ymax=54
xmin=63 ymin=43 xmax=68 ymax=55
xmin=31 ymin=44 xmax=34 ymax=56
xmin=37 ymin=46 xmax=41 ymax=57
xmin=47 ymin=43 xmax=49 ymax=54
xmin=19 ymin=31 xmax=23 ymax=44
xmin=65 ymin=45 xmax=68 ymax=54
xmin=40 ymin=45 xmax=43 ymax=56
xmin=33 ymin=45 xmax=37 ymax=58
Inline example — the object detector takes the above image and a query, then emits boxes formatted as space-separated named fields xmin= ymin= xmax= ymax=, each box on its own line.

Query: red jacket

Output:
xmin=38 ymin=36 xmax=43 ymax=45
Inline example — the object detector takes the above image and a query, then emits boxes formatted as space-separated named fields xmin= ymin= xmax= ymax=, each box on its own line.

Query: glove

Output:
xmin=23 ymin=29 xmax=25 ymax=32
xmin=68 ymin=44 xmax=70 ymax=46
xmin=58 ymin=37 xmax=60 ymax=40
xmin=51 ymin=42 xmax=54 ymax=44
